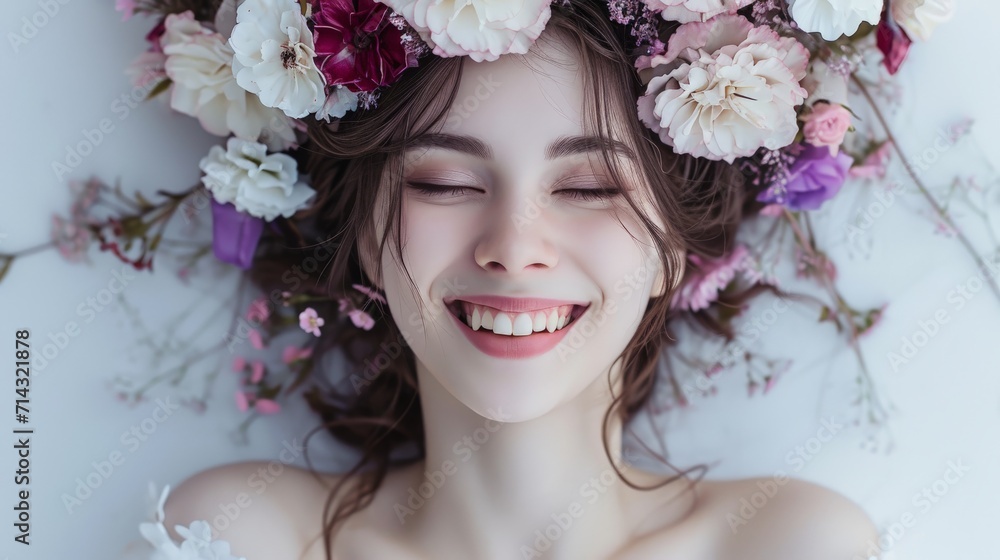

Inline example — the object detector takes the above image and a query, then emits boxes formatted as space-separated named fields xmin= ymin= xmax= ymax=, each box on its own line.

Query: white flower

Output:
xmin=160 ymin=10 xmax=298 ymax=151
xmin=891 ymin=0 xmax=954 ymax=41
xmin=790 ymin=0 xmax=884 ymax=41
xmin=315 ymin=86 xmax=360 ymax=123
xmin=637 ymin=15 xmax=809 ymax=163
xmin=138 ymin=484 xmax=246 ymax=560
xmin=377 ymin=0 xmax=552 ymax=62
xmin=229 ymin=0 xmax=327 ymax=119
xmin=642 ymin=0 xmax=756 ymax=23
xmin=801 ymin=59 xmax=850 ymax=107
xmin=199 ymin=137 xmax=316 ymax=221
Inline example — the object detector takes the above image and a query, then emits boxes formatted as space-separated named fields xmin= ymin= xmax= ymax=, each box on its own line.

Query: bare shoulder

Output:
xmin=700 ymin=476 xmax=879 ymax=560
xmin=162 ymin=460 xmax=343 ymax=560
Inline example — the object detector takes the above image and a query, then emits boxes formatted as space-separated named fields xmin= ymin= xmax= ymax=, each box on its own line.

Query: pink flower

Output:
xmin=282 ymin=345 xmax=314 ymax=364
xmin=800 ymin=102 xmax=852 ymax=156
xmin=348 ymin=309 xmax=375 ymax=330
xmin=637 ymin=15 xmax=809 ymax=163
xmin=246 ymin=296 xmax=271 ymax=324
xmin=50 ymin=214 xmax=92 ymax=263
xmin=234 ymin=390 xmax=250 ymax=412
xmin=254 ymin=399 xmax=281 ymax=415
xmin=248 ymin=328 xmax=265 ymax=350
xmin=231 ymin=356 xmax=247 ymax=372
xmin=849 ymin=142 xmax=892 ymax=179
xmin=759 ymin=204 xmax=785 ymax=216
xmin=249 ymin=361 xmax=265 ymax=384
xmin=115 ymin=0 xmax=136 ymax=21
xmin=299 ymin=307 xmax=326 ymax=337
xmin=763 ymin=375 xmax=778 ymax=394
xmin=642 ymin=0 xmax=756 ymax=23
xmin=352 ymin=283 xmax=387 ymax=304
xmin=670 ymin=245 xmax=750 ymax=312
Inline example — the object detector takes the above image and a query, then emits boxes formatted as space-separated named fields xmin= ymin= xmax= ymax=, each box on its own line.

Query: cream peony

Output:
xmin=642 ymin=0 xmax=756 ymax=23
xmin=376 ymin=0 xmax=552 ymax=62
xmin=229 ymin=0 xmax=327 ymax=119
xmin=790 ymin=0 xmax=884 ymax=41
xmin=198 ymin=137 xmax=316 ymax=222
xmin=160 ymin=11 xmax=297 ymax=151
xmin=891 ymin=0 xmax=954 ymax=41
xmin=637 ymin=15 xmax=809 ymax=163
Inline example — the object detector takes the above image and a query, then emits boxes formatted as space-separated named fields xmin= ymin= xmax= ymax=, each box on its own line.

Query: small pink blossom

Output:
xmin=249 ymin=361 xmax=265 ymax=384
xmin=50 ymin=214 xmax=92 ymax=263
xmin=234 ymin=390 xmax=250 ymax=412
xmin=254 ymin=399 xmax=281 ymax=415
xmin=299 ymin=307 xmax=326 ymax=337
xmin=231 ymin=356 xmax=246 ymax=372
xmin=248 ymin=328 xmax=265 ymax=350
xmin=763 ymin=376 xmax=778 ymax=394
xmin=246 ymin=296 xmax=270 ymax=324
xmin=800 ymin=102 xmax=853 ymax=156
xmin=759 ymin=204 xmax=785 ymax=217
xmin=352 ymin=283 xmax=387 ymax=304
xmin=115 ymin=0 xmax=136 ymax=21
xmin=348 ymin=309 xmax=376 ymax=330
xmin=670 ymin=246 xmax=750 ymax=312
xmin=282 ymin=345 xmax=313 ymax=364
xmin=849 ymin=142 xmax=893 ymax=179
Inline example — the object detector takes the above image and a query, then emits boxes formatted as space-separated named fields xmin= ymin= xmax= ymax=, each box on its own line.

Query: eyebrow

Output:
xmin=404 ymin=133 xmax=637 ymax=162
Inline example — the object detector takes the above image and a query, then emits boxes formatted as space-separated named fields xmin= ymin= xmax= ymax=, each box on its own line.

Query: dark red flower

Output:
xmin=311 ymin=0 xmax=415 ymax=93
xmin=876 ymin=7 xmax=912 ymax=75
xmin=146 ymin=17 xmax=167 ymax=54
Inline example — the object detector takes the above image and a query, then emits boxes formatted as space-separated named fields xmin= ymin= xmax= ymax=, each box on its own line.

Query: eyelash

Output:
xmin=406 ymin=183 xmax=623 ymax=201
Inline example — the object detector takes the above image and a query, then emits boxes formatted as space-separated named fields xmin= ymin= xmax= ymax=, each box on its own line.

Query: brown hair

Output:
xmin=249 ymin=1 xmax=752 ymax=557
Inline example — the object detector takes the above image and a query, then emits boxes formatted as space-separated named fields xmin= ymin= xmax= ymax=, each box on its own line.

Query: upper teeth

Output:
xmin=459 ymin=302 xmax=575 ymax=336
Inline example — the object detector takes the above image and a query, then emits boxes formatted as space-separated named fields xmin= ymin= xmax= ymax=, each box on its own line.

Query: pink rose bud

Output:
xmin=800 ymin=102 xmax=853 ymax=156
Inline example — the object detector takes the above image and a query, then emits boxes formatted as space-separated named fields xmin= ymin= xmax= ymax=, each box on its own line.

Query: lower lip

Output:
xmin=448 ymin=307 xmax=583 ymax=360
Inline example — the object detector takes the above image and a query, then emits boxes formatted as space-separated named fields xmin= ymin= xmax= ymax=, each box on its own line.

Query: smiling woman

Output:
xmin=154 ymin=1 xmax=882 ymax=559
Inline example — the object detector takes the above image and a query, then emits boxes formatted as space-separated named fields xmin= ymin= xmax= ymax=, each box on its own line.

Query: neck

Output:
xmin=398 ymin=361 xmax=642 ymax=560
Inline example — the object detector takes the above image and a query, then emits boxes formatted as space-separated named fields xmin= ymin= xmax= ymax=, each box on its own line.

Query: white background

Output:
xmin=1 ymin=1 xmax=998 ymax=559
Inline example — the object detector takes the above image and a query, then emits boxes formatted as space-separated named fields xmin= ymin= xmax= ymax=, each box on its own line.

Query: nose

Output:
xmin=473 ymin=204 xmax=558 ymax=273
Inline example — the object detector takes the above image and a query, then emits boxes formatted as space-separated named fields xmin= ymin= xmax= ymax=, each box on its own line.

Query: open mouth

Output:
xmin=445 ymin=300 xmax=589 ymax=336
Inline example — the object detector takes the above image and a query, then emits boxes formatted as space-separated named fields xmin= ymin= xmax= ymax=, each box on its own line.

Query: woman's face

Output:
xmin=371 ymin=33 xmax=671 ymax=421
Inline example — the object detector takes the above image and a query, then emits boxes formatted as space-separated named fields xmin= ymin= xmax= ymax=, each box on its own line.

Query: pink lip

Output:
xmin=443 ymin=295 xmax=588 ymax=314
xmin=447 ymin=306 xmax=582 ymax=360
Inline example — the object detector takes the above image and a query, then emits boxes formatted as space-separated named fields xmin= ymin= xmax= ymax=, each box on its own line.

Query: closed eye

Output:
xmin=405 ymin=183 xmax=623 ymax=201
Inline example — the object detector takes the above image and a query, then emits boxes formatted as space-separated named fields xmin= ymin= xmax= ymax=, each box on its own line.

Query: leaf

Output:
xmin=0 ymin=256 xmax=12 ymax=284
xmin=144 ymin=78 xmax=172 ymax=102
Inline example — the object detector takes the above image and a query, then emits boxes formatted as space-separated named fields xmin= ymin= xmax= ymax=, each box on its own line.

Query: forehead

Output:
xmin=438 ymin=35 xmax=589 ymax=156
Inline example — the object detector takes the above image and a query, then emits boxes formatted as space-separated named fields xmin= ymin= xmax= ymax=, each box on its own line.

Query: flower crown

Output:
xmin=115 ymin=0 xmax=952 ymax=273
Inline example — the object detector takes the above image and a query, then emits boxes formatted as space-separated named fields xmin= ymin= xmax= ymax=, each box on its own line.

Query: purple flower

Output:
xmin=756 ymin=144 xmax=854 ymax=211
xmin=311 ymin=0 xmax=415 ymax=93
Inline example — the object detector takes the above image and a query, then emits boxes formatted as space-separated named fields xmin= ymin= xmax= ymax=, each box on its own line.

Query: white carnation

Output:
xmin=198 ymin=137 xmax=316 ymax=222
xmin=891 ymin=0 xmax=954 ymax=41
xmin=637 ymin=15 xmax=809 ymax=163
xmin=229 ymin=0 xmax=327 ymax=119
xmin=790 ymin=0 xmax=884 ymax=41
xmin=160 ymin=11 xmax=297 ymax=151
xmin=377 ymin=0 xmax=552 ymax=63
